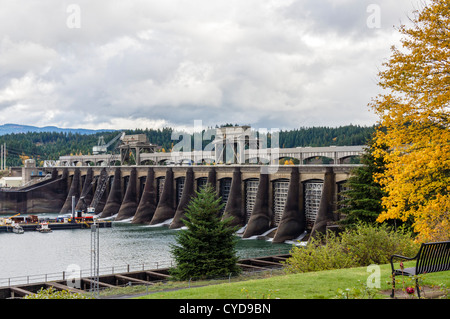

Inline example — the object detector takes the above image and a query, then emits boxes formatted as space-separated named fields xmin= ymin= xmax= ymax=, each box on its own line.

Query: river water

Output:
xmin=0 ymin=214 xmax=291 ymax=284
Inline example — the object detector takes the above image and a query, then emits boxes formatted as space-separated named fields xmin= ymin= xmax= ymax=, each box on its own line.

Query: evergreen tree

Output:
xmin=337 ymin=138 xmax=386 ymax=225
xmin=170 ymin=184 xmax=241 ymax=280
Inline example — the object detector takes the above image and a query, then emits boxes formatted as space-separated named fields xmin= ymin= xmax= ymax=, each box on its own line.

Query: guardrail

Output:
xmin=0 ymin=260 xmax=174 ymax=288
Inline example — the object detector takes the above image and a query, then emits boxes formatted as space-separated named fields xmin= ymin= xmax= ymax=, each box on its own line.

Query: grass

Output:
xmin=135 ymin=262 xmax=450 ymax=299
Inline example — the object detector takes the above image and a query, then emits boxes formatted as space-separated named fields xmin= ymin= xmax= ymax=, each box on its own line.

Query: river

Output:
xmin=0 ymin=214 xmax=292 ymax=285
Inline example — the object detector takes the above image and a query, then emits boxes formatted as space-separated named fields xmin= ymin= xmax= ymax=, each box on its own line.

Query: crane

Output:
xmin=92 ymin=132 xmax=125 ymax=155
xmin=86 ymin=146 xmax=121 ymax=214
xmin=74 ymin=133 xmax=124 ymax=214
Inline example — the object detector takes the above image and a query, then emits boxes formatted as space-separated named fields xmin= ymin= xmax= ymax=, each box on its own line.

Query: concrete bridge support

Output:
xmin=132 ymin=168 xmax=157 ymax=224
xmin=116 ymin=168 xmax=139 ymax=221
xmin=242 ymin=173 xmax=271 ymax=238
xmin=75 ymin=167 xmax=94 ymax=212
xmin=170 ymin=167 xmax=195 ymax=229
xmin=100 ymin=168 xmax=122 ymax=218
xmin=272 ymin=168 xmax=306 ymax=243
xmin=206 ymin=168 xmax=216 ymax=191
xmin=150 ymin=168 xmax=175 ymax=225
xmin=310 ymin=167 xmax=336 ymax=237
xmin=59 ymin=168 xmax=81 ymax=214
xmin=222 ymin=168 xmax=244 ymax=228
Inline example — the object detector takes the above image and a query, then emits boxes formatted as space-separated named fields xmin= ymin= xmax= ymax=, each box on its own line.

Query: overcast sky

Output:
xmin=0 ymin=0 xmax=421 ymax=131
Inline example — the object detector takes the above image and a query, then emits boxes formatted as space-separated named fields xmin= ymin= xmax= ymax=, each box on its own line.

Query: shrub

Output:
xmin=283 ymin=223 xmax=420 ymax=274
xmin=283 ymin=232 xmax=356 ymax=273
xmin=341 ymin=223 xmax=420 ymax=266
xmin=24 ymin=287 xmax=92 ymax=299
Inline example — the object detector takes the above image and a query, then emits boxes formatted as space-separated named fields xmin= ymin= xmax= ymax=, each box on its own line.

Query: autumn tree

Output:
xmin=369 ymin=0 xmax=450 ymax=242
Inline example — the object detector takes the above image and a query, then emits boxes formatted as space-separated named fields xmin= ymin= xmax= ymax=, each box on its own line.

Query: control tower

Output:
xmin=119 ymin=134 xmax=156 ymax=165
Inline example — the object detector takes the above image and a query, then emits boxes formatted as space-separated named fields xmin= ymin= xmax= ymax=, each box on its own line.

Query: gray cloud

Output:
xmin=0 ymin=0 xmax=419 ymax=131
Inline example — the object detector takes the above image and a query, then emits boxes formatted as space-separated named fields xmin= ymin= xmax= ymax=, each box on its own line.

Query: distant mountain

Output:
xmin=0 ymin=123 xmax=114 ymax=136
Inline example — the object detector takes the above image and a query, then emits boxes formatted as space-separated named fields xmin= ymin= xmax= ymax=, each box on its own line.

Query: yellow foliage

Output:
xmin=369 ymin=0 xmax=450 ymax=242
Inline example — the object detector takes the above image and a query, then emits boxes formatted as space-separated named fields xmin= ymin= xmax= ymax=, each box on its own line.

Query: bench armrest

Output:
xmin=390 ymin=254 xmax=418 ymax=273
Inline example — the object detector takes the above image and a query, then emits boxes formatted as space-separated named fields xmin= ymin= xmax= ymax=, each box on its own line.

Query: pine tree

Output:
xmin=337 ymin=138 xmax=386 ymax=225
xmin=170 ymin=184 xmax=241 ymax=280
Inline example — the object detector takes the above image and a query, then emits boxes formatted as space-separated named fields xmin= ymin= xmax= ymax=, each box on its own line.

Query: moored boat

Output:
xmin=36 ymin=222 xmax=52 ymax=233
xmin=12 ymin=224 xmax=24 ymax=234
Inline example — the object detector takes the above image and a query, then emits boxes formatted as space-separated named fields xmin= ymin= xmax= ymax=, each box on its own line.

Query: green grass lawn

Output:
xmin=136 ymin=263 xmax=450 ymax=299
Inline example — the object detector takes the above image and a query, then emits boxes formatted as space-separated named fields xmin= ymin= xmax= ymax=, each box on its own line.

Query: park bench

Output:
xmin=390 ymin=241 xmax=450 ymax=298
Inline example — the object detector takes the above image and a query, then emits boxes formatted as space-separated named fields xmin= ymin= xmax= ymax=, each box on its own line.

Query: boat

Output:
xmin=12 ymin=224 xmax=24 ymax=234
xmin=36 ymin=222 xmax=52 ymax=233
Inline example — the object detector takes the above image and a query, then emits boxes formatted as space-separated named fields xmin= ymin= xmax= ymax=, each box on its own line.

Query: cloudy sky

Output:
xmin=0 ymin=0 xmax=421 ymax=131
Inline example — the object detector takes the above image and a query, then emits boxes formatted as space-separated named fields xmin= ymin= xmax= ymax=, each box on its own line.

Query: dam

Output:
xmin=0 ymin=163 xmax=356 ymax=243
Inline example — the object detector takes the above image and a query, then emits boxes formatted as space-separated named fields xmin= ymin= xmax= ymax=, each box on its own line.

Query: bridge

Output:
xmin=54 ymin=145 xmax=365 ymax=166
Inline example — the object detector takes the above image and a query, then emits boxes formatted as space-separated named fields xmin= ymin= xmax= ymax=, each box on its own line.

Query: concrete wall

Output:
xmin=0 ymin=165 xmax=354 ymax=242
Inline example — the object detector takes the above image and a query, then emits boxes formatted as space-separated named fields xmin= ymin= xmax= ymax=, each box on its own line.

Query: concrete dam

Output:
xmin=0 ymin=164 xmax=354 ymax=243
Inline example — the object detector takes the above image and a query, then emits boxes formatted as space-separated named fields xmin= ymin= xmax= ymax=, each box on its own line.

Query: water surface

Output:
xmin=0 ymin=215 xmax=291 ymax=283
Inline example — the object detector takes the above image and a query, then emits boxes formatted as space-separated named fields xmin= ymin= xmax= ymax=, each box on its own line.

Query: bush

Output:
xmin=24 ymin=287 xmax=92 ymax=299
xmin=340 ymin=223 xmax=419 ymax=266
xmin=283 ymin=232 xmax=356 ymax=273
xmin=283 ymin=223 xmax=420 ymax=274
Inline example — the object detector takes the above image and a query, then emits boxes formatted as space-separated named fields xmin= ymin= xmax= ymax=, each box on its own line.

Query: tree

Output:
xmin=369 ymin=0 xmax=450 ymax=242
xmin=338 ymin=138 xmax=386 ymax=226
xmin=170 ymin=184 xmax=241 ymax=280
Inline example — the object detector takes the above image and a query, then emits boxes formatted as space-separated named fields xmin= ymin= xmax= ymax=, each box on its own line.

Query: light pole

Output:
xmin=90 ymin=218 xmax=100 ymax=298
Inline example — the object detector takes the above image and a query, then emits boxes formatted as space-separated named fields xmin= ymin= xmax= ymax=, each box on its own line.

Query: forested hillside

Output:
xmin=278 ymin=125 xmax=375 ymax=148
xmin=0 ymin=125 xmax=375 ymax=167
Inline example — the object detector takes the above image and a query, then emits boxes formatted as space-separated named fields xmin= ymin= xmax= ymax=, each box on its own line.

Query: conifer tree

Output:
xmin=170 ymin=184 xmax=241 ymax=280
xmin=338 ymin=138 xmax=386 ymax=225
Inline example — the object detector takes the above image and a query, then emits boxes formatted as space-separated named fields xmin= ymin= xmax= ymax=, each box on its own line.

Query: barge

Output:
xmin=0 ymin=213 xmax=112 ymax=233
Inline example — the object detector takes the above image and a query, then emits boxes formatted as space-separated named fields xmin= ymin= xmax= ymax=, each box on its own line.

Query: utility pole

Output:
xmin=90 ymin=218 xmax=100 ymax=298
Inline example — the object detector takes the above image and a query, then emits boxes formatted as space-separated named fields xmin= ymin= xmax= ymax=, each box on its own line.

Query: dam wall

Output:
xmin=0 ymin=165 xmax=354 ymax=242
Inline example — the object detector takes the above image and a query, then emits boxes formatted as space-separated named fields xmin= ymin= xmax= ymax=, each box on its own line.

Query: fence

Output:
xmin=0 ymin=260 xmax=174 ymax=288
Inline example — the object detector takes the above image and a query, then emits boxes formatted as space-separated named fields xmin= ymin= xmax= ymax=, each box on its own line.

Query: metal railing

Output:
xmin=0 ymin=260 xmax=174 ymax=288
